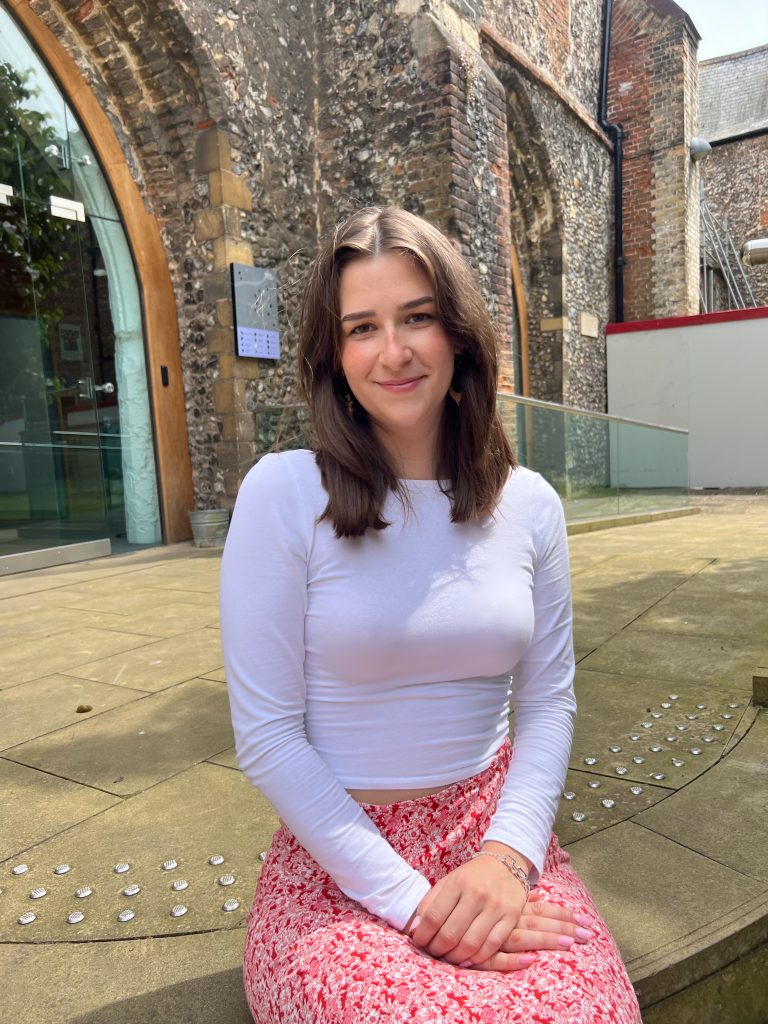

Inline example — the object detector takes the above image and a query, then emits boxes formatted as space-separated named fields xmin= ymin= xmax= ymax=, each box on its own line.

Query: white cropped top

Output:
xmin=220 ymin=449 xmax=576 ymax=931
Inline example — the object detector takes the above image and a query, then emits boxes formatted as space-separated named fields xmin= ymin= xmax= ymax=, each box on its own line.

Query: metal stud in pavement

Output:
xmin=632 ymin=756 xmax=645 ymax=764
xmin=123 ymin=884 xmax=141 ymax=897
xmin=218 ymin=873 xmax=236 ymax=887
xmin=258 ymin=852 xmax=267 ymax=862
xmin=67 ymin=911 xmax=85 ymax=925
xmin=600 ymin=798 xmax=616 ymax=809
xmin=614 ymin=766 xmax=628 ymax=775
xmin=53 ymin=864 xmax=71 ymax=875
xmin=713 ymin=724 xmax=725 ymax=732
xmin=721 ymin=713 xmax=734 ymax=720
xmin=18 ymin=911 xmax=36 ymax=925
xmin=587 ymin=780 xmax=601 ymax=789
xmin=571 ymin=811 xmax=586 ymax=822
xmin=223 ymin=898 xmax=241 ymax=912
xmin=171 ymin=879 xmax=189 ymax=892
xmin=11 ymin=864 xmax=29 ymax=876
xmin=208 ymin=855 xmax=225 ymax=866
xmin=608 ymin=745 xmax=622 ymax=753
xmin=170 ymin=904 xmax=188 ymax=918
xmin=628 ymin=734 xmax=641 ymax=741
xmin=29 ymin=887 xmax=47 ymax=899
xmin=562 ymin=791 xmax=576 ymax=801
xmin=117 ymin=909 xmax=135 ymax=923
xmin=75 ymin=886 xmax=93 ymax=899
xmin=583 ymin=756 xmax=597 ymax=766
xmin=690 ymin=747 xmax=703 ymax=755
xmin=629 ymin=786 xmax=643 ymax=795
xmin=114 ymin=863 xmax=130 ymax=875
xmin=162 ymin=859 xmax=178 ymax=871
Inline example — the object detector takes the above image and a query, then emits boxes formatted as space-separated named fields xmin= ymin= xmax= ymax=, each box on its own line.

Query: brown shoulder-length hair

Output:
xmin=298 ymin=206 xmax=516 ymax=538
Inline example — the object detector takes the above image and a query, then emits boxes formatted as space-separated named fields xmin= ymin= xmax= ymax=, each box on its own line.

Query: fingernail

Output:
xmin=557 ymin=935 xmax=575 ymax=949
xmin=409 ymin=915 xmax=421 ymax=933
xmin=459 ymin=960 xmax=473 ymax=968
xmin=519 ymin=954 xmax=536 ymax=966
xmin=575 ymin=927 xmax=593 ymax=942
xmin=573 ymin=913 xmax=592 ymax=928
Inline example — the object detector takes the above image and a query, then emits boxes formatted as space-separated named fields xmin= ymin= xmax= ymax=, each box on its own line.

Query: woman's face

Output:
xmin=338 ymin=250 xmax=457 ymax=476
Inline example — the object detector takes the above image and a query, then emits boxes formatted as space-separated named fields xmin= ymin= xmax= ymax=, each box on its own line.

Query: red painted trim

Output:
xmin=606 ymin=306 xmax=768 ymax=334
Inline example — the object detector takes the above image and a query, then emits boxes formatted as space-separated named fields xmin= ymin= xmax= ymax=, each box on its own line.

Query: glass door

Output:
xmin=0 ymin=6 xmax=161 ymax=567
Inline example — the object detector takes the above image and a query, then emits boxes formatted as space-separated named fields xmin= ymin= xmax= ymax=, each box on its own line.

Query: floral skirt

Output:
xmin=243 ymin=741 xmax=642 ymax=1024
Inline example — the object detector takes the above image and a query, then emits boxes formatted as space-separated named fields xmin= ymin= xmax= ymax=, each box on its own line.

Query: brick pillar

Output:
xmin=609 ymin=0 xmax=701 ymax=320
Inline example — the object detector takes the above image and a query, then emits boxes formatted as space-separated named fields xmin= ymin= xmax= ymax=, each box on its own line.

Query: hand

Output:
xmin=408 ymin=852 xmax=529 ymax=966
xmin=470 ymin=891 xmax=594 ymax=972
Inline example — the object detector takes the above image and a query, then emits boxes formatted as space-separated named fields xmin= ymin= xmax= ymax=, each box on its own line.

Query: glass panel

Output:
xmin=496 ymin=395 xmax=688 ymax=522
xmin=0 ymin=13 xmax=119 ymax=220
xmin=0 ymin=191 xmax=108 ymax=554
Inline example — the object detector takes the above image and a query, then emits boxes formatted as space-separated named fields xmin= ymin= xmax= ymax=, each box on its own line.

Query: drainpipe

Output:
xmin=598 ymin=0 xmax=625 ymax=322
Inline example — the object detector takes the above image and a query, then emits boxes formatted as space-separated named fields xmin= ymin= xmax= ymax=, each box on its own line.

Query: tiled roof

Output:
xmin=699 ymin=45 xmax=768 ymax=142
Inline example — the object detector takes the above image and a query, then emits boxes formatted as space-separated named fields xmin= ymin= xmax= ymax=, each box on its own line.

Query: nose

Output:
xmin=379 ymin=324 xmax=413 ymax=367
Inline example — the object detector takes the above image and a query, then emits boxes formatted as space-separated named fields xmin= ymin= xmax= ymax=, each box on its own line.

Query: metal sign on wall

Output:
xmin=231 ymin=263 xmax=280 ymax=360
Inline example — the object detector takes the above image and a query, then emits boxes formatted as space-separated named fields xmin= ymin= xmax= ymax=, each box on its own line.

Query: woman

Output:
xmin=220 ymin=207 xmax=641 ymax=1023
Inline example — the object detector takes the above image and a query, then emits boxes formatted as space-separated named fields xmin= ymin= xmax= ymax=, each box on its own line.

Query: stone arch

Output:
xmin=483 ymin=56 xmax=566 ymax=403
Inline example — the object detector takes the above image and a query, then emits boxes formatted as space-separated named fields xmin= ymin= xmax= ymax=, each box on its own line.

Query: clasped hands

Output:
xmin=405 ymin=845 xmax=593 ymax=972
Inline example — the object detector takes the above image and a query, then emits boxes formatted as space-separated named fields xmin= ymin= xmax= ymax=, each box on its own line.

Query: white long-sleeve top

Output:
xmin=220 ymin=449 xmax=576 ymax=931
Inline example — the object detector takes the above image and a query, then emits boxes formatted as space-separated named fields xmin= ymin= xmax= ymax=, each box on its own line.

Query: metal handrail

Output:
xmin=499 ymin=393 xmax=689 ymax=434
xmin=254 ymin=397 xmax=688 ymax=435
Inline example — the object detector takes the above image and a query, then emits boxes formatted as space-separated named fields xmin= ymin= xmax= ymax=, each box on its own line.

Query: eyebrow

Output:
xmin=340 ymin=295 xmax=436 ymax=323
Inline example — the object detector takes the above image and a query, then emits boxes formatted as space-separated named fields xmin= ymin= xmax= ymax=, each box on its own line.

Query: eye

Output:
xmin=407 ymin=312 xmax=434 ymax=324
xmin=348 ymin=322 xmax=375 ymax=336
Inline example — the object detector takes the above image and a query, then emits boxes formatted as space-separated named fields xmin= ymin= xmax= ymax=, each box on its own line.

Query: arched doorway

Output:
xmin=0 ymin=5 xmax=171 ymax=568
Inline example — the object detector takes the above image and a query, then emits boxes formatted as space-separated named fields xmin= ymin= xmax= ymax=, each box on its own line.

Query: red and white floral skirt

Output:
xmin=243 ymin=741 xmax=642 ymax=1023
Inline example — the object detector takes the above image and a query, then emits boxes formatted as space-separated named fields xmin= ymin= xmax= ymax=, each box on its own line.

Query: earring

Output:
xmin=345 ymin=392 xmax=354 ymax=418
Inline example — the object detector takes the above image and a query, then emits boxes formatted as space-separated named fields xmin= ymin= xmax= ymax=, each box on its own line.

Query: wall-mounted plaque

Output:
xmin=231 ymin=263 xmax=280 ymax=360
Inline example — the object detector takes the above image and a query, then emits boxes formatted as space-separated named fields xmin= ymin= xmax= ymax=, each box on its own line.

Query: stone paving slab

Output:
xmin=0 ymin=758 xmax=120 ymax=863
xmin=568 ymin=669 xmax=748 ymax=790
xmin=0 ymin=674 xmax=147 ymax=751
xmin=554 ymin=770 xmax=672 ymax=846
xmin=207 ymin=746 xmax=240 ymax=770
xmin=634 ymin=588 xmax=768 ymax=643
xmin=40 ymin=584 xmax=210 ymax=617
xmin=97 ymin=601 xmax=220 ymax=638
xmin=3 ymin=678 xmax=235 ymax=796
xmin=567 ymin=820 xmax=762 ymax=964
xmin=578 ymin=630 xmax=760 ymax=692
xmin=0 ymin=931 xmax=250 ymax=1024
xmin=68 ymin=628 xmax=223 ymax=692
xmin=635 ymin=711 xmax=768 ymax=884
xmin=0 ymin=762 xmax=277 ymax=942
xmin=0 ymin=628 xmax=154 ymax=690
xmin=0 ymin=602 xmax=134 ymax=643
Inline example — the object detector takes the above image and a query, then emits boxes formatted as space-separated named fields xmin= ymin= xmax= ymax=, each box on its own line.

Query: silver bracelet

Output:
xmin=472 ymin=851 xmax=530 ymax=898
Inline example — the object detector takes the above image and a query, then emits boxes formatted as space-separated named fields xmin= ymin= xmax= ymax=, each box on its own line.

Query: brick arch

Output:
xmin=25 ymin=0 xmax=230 ymax=209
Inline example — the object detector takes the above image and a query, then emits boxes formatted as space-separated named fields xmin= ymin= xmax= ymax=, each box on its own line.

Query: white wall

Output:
xmin=607 ymin=313 xmax=768 ymax=488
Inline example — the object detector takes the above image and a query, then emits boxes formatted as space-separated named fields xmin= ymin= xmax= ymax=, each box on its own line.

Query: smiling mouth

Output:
xmin=376 ymin=377 xmax=424 ymax=390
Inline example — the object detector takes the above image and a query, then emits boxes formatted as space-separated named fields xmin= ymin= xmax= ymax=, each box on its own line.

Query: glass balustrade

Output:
xmin=252 ymin=396 xmax=689 ymax=522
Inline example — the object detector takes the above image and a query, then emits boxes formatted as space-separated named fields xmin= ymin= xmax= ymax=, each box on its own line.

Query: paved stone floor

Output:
xmin=1 ymin=493 xmax=767 ymax=1023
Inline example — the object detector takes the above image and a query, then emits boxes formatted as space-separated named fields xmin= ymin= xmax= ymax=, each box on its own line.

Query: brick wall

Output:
xmin=608 ymin=0 xmax=701 ymax=321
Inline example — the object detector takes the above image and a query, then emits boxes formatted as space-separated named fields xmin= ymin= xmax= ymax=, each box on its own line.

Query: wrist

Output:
xmin=480 ymin=841 xmax=532 ymax=876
